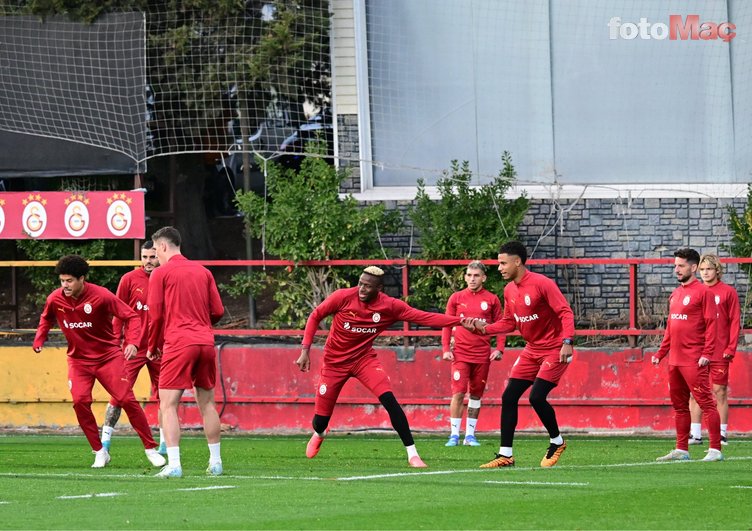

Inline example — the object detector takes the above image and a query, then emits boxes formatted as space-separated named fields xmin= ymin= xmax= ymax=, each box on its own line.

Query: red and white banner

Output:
xmin=0 ymin=191 xmax=145 ymax=240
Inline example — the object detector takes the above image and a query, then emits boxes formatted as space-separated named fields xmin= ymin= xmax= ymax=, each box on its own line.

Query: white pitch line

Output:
xmin=333 ymin=456 xmax=752 ymax=481
xmin=484 ymin=480 xmax=590 ymax=486
xmin=175 ymin=486 xmax=237 ymax=492
xmin=730 ymin=485 xmax=752 ymax=489
xmin=57 ymin=492 xmax=123 ymax=500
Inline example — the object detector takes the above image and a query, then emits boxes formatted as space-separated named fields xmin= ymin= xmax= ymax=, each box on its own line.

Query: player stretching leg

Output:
xmin=296 ymin=266 xmax=462 ymax=468
xmin=101 ymin=241 xmax=166 ymax=455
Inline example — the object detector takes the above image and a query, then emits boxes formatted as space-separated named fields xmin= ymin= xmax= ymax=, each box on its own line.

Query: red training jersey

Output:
xmin=442 ymin=287 xmax=504 ymax=363
xmin=655 ymin=278 xmax=717 ymax=366
xmin=112 ymin=267 xmax=150 ymax=355
xmin=33 ymin=282 xmax=140 ymax=362
xmin=484 ymin=270 xmax=575 ymax=352
xmin=707 ymin=280 xmax=740 ymax=361
xmin=302 ymin=287 xmax=461 ymax=367
xmin=147 ymin=254 xmax=224 ymax=354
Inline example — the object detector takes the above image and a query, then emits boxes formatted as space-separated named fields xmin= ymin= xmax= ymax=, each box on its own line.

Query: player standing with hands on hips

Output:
xmin=462 ymin=241 xmax=574 ymax=468
xmin=296 ymin=266 xmax=463 ymax=468
xmin=33 ymin=255 xmax=166 ymax=469
xmin=442 ymin=260 xmax=504 ymax=447
xmin=652 ymin=248 xmax=723 ymax=462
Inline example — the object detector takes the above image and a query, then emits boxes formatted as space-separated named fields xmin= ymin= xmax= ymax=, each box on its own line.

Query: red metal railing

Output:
xmin=3 ymin=257 xmax=752 ymax=337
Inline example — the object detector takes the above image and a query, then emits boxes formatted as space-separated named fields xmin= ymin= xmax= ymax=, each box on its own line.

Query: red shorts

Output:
xmin=450 ymin=361 xmax=491 ymax=397
xmin=314 ymin=354 xmax=392 ymax=417
xmin=509 ymin=347 xmax=570 ymax=385
xmin=159 ymin=344 xmax=216 ymax=390
xmin=111 ymin=352 xmax=160 ymax=406
xmin=709 ymin=361 xmax=730 ymax=386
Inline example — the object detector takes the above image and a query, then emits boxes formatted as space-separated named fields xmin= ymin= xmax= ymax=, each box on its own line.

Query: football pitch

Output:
xmin=0 ymin=434 xmax=750 ymax=530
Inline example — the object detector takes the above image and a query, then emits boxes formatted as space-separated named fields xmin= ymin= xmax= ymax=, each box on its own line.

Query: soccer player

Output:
xmin=100 ymin=240 xmax=166 ymax=455
xmin=295 ymin=266 xmax=463 ymax=468
xmin=32 ymin=255 xmax=166 ymax=469
xmin=652 ymin=248 xmax=723 ymax=462
xmin=441 ymin=260 xmax=504 ymax=447
xmin=463 ymin=241 xmax=574 ymax=468
xmin=687 ymin=253 xmax=739 ymax=447
xmin=147 ymin=226 xmax=225 ymax=478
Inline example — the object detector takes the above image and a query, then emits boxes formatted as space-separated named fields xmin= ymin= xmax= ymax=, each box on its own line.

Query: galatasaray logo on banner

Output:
xmin=21 ymin=194 xmax=48 ymax=238
xmin=64 ymin=194 xmax=90 ymax=238
xmin=106 ymin=193 xmax=133 ymax=237
xmin=0 ymin=191 xmax=144 ymax=239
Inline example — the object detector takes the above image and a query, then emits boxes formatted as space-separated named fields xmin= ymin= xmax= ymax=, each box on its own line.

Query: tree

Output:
xmin=229 ymin=140 xmax=403 ymax=328
xmin=409 ymin=152 xmax=529 ymax=310
xmin=11 ymin=0 xmax=331 ymax=258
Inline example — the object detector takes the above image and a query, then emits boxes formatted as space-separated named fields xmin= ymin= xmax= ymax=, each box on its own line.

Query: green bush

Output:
xmin=16 ymin=239 xmax=131 ymax=307
xmin=409 ymin=152 xmax=529 ymax=311
xmin=228 ymin=141 xmax=403 ymax=328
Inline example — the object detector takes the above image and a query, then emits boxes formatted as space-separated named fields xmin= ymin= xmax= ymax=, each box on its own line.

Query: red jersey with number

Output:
xmin=147 ymin=254 xmax=224 ymax=354
xmin=302 ymin=287 xmax=461 ymax=367
xmin=442 ymin=287 xmax=504 ymax=363
xmin=484 ymin=270 xmax=575 ymax=352
xmin=656 ymin=278 xmax=717 ymax=366
xmin=112 ymin=267 xmax=150 ymax=355
xmin=33 ymin=282 xmax=140 ymax=362
xmin=707 ymin=280 xmax=740 ymax=360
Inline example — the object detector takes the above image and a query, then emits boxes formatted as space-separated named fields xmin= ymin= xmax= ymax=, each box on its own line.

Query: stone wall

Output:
xmin=336 ymin=113 xmax=750 ymax=330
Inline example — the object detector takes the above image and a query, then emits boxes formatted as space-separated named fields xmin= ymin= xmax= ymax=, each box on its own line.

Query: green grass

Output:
xmin=0 ymin=434 xmax=750 ymax=530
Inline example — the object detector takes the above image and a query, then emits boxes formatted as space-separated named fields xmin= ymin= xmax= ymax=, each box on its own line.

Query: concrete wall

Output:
xmin=3 ymin=345 xmax=751 ymax=435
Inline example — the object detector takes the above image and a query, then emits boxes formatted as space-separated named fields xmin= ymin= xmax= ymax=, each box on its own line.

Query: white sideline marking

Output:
xmin=730 ymin=485 xmax=752 ymax=489
xmin=57 ymin=492 xmax=123 ymax=500
xmin=333 ymin=456 xmax=752 ymax=481
xmin=484 ymin=480 xmax=590 ymax=486
xmin=176 ymin=486 xmax=236 ymax=492
xmin=1 ymin=456 xmax=750 ymax=483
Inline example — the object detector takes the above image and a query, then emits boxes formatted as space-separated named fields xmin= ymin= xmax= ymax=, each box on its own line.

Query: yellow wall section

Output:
xmin=0 ymin=346 xmax=154 ymax=427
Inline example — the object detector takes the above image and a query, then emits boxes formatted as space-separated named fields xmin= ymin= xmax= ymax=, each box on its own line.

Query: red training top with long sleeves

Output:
xmin=655 ymin=277 xmax=717 ymax=366
xmin=302 ymin=287 xmax=461 ymax=367
xmin=483 ymin=270 xmax=575 ymax=352
xmin=33 ymin=282 xmax=140 ymax=362
xmin=147 ymin=254 xmax=224 ymax=354
xmin=112 ymin=267 xmax=150 ymax=355
xmin=707 ymin=280 xmax=740 ymax=361
xmin=442 ymin=287 xmax=505 ymax=363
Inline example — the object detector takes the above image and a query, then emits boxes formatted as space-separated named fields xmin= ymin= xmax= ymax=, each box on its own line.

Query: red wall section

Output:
xmin=150 ymin=346 xmax=752 ymax=434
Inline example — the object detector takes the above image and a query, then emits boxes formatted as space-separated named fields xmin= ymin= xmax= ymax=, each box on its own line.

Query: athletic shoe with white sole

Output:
xmin=688 ymin=436 xmax=703 ymax=445
xmin=157 ymin=441 xmax=168 ymax=455
xmin=91 ymin=448 xmax=111 ymax=468
xmin=155 ymin=465 xmax=183 ymax=478
xmin=145 ymin=449 xmax=167 ymax=467
xmin=206 ymin=462 xmax=223 ymax=476
xmin=101 ymin=440 xmax=111 ymax=452
xmin=720 ymin=435 xmax=728 ymax=446
xmin=702 ymin=449 xmax=724 ymax=462
xmin=445 ymin=435 xmax=460 ymax=447
xmin=463 ymin=435 xmax=481 ymax=447
xmin=656 ymin=449 xmax=690 ymax=462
